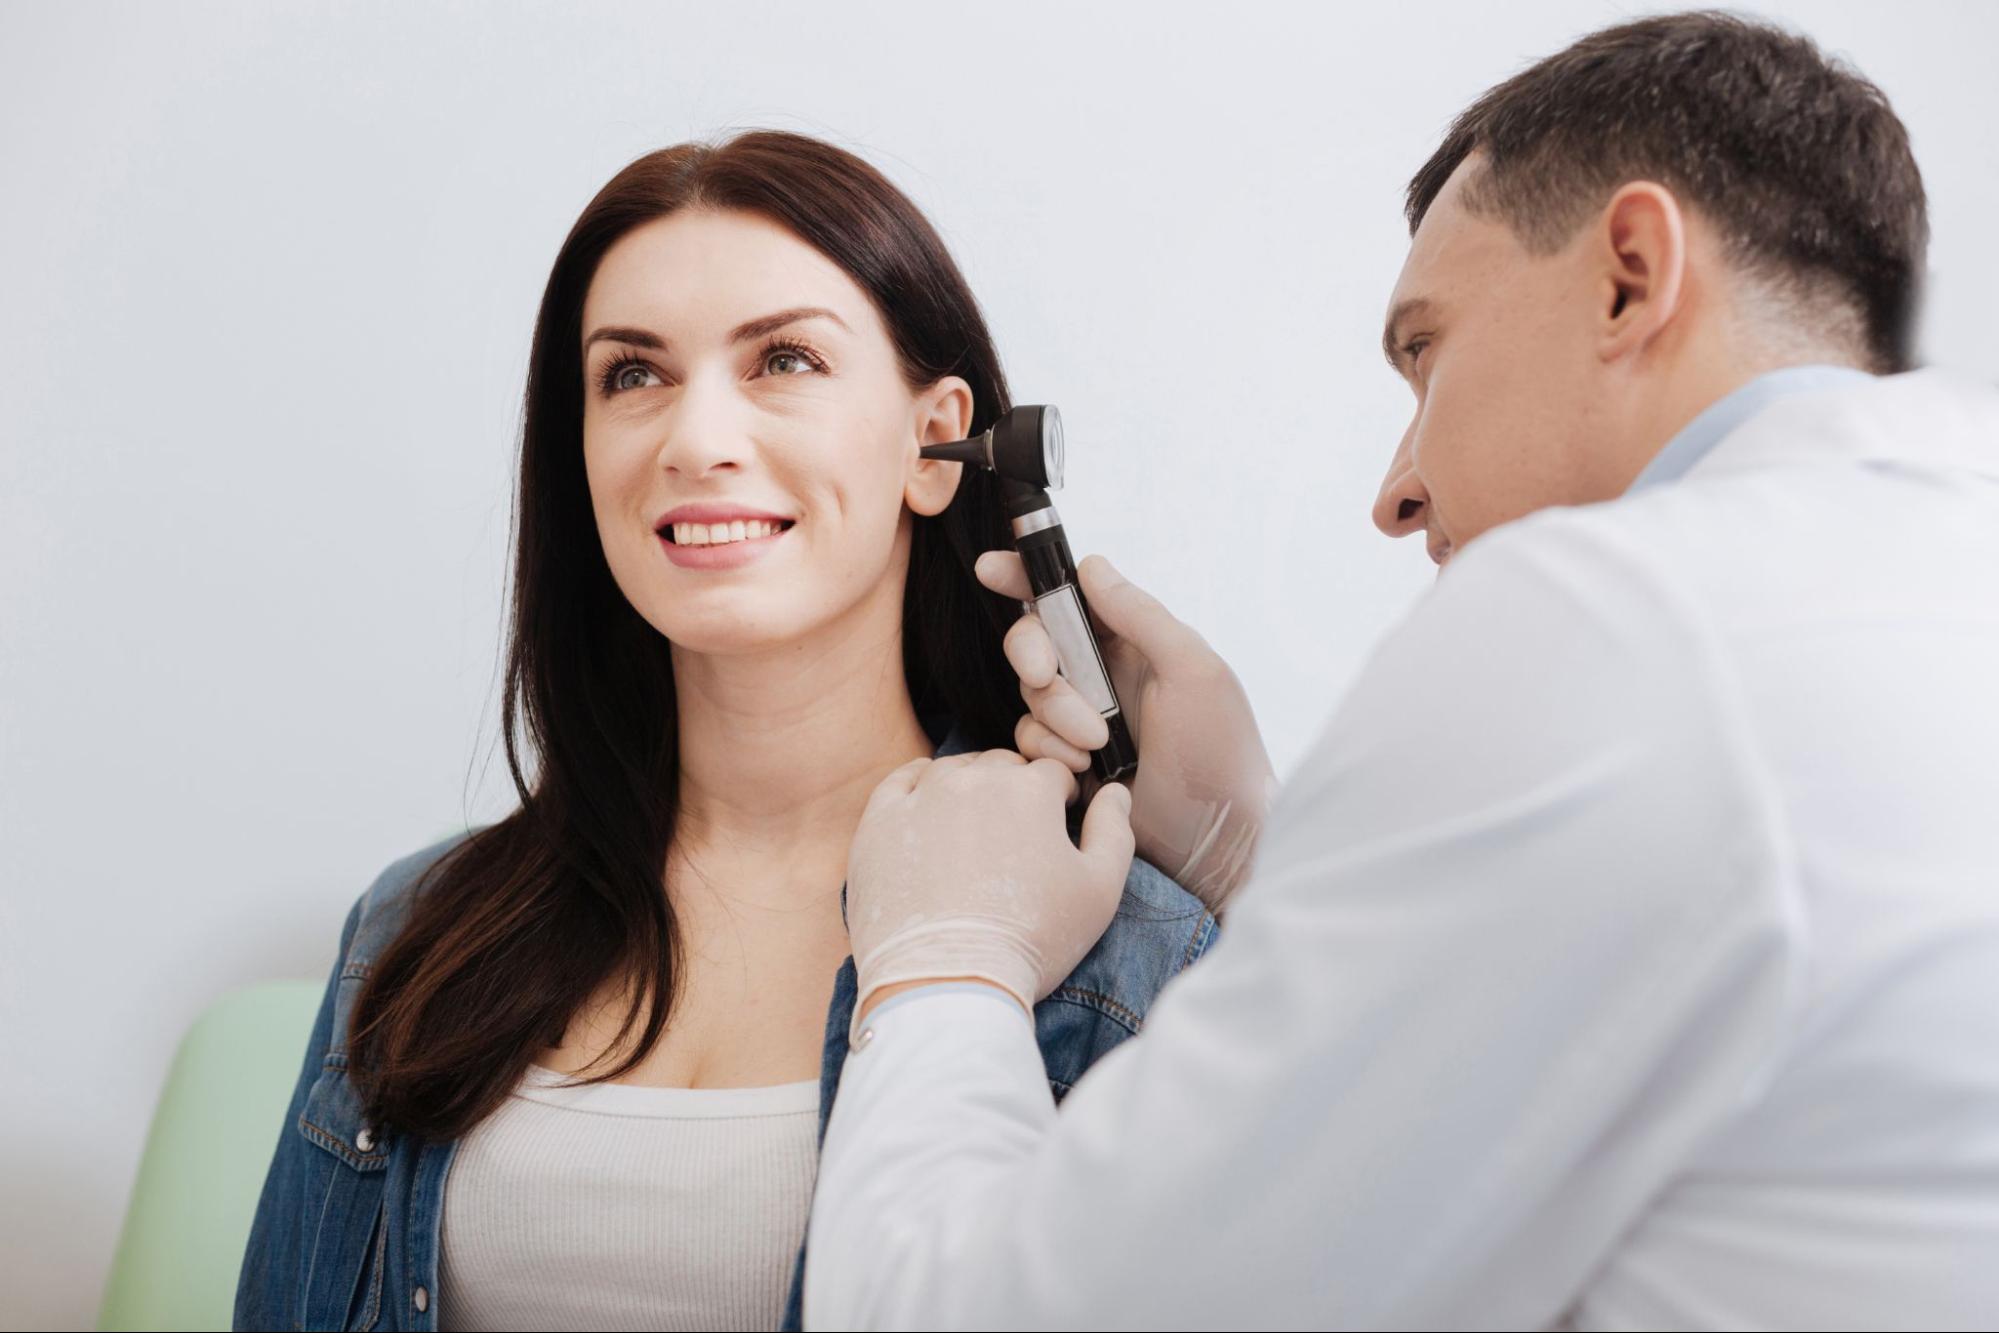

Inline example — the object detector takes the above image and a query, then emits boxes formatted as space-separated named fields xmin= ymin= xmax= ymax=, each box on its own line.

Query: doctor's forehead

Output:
xmin=1382 ymin=209 xmax=1455 ymax=349
xmin=1384 ymin=188 xmax=1534 ymax=361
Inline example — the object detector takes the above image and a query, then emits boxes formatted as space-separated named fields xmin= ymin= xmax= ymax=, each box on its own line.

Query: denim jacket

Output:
xmin=235 ymin=720 xmax=1217 ymax=1331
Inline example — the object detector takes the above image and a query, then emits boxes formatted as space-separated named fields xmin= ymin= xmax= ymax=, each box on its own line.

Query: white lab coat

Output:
xmin=805 ymin=369 xmax=1999 ymax=1330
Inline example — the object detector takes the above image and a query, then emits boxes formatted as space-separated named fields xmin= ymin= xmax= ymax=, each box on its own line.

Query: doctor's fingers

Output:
xmin=1022 ymin=672 xmax=1111 ymax=753
xmin=921 ymin=752 xmax=983 ymax=780
xmin=917 ymin=748 xmax=1074 ymax=804
xmin=970 ymin=751 xmax=1079 ymax=805
xmin=1024 ymin=754 xmax=1083 ymax=806
xmin=1015 ymin=714 xmax=1092 ymax=774
xmin=907 ymin=749 xmax=1009 ymax=792
xmin=973 ymin=549 xmax=1032 ymax=601
xmin=1002 ymin=612 xmax=1060 ymax=691
xmin=862 ymin=757 xmax=933 ymax=813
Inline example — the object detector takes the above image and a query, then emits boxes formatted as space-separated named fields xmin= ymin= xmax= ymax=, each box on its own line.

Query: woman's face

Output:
xmin=579 ymin=207 xmax=970 ymax=658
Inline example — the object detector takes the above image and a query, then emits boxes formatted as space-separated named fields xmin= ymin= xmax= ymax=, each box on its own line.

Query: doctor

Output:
xmin=807 ymin=12 xmax=1999 ymax=1331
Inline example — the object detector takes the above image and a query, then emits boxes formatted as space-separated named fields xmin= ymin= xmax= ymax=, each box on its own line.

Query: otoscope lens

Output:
xmin=1043 ymin=405 xmax=1065 ymax=489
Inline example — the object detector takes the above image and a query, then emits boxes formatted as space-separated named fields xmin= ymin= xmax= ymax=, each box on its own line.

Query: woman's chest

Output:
xmin=436 ymin=1074 xmax=822 ymax=1332
xmin=548 ymin=894 xmax=852 ymax=1089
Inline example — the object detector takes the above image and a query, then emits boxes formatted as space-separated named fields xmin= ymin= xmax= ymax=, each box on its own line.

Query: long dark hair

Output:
xmin=350 ymin=131 xmax=1025 ymax=1142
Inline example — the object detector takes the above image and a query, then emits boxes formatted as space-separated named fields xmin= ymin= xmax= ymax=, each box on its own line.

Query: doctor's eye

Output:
xmin=1400 ymin=337 xmax=1432 ymax=368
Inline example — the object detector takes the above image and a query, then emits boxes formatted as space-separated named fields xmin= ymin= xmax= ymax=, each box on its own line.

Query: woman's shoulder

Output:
xmin=338 ymin=827 xmax=481 ymax=967
xmin=1031 ymin=854 xmax=1217 ymax=1089
xmin=1105 ymin=852 xmax=1220 ymax=995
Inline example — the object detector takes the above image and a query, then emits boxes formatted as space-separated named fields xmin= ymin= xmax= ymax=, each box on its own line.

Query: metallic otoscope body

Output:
xmin=922 ymin=405 xmax=1138 ymax=784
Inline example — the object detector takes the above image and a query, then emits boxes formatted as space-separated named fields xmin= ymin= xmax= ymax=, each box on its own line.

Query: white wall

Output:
xmin=3 ymin=1 xmax=1994 ymax=1326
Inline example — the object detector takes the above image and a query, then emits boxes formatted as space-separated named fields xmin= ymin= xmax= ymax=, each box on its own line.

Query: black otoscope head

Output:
xmin=919 ymin=404 xmax=1065 ymax=490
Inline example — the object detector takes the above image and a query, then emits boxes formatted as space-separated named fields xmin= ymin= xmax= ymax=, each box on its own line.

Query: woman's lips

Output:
xmin=659 ymin=522 xmax=792 ymax=570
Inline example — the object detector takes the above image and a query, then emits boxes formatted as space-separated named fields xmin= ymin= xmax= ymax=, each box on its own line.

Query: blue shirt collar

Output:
xmin=1626 ymin=364 xmax=1875 ymax=494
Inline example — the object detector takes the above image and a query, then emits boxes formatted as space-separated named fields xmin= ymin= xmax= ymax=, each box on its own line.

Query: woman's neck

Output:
xmin=669 ymin=610 xmax=937 ymax=859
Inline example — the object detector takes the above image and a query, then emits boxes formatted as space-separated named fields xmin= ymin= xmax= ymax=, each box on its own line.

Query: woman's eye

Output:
xmin=764 ymin=348 xmax=815 ymax=375
xmin=598 ymin=357 xmax=660 ymax=395
xmin=613 ymin=363 xmax=656 ymax=391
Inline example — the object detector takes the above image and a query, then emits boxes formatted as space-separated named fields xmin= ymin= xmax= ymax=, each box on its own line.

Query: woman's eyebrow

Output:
xmin=584 ymin=325 xmax=665 ymax=352
xmin=582 ymin=306 xmax=851 ymax=354
xmin=728 ymin=306 xmax=850 ymax=342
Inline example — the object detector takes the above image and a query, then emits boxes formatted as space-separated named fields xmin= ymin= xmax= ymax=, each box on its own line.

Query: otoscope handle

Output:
xmin=1013 ymin=523 xmax=1139 ymax=784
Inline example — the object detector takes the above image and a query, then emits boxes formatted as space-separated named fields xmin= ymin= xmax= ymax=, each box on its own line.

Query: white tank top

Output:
xmin=437 ymin=1064 xmax=821 ymax=1332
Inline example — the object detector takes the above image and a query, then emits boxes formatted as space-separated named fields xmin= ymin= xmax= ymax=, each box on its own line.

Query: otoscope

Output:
xmin=921 ymin=405 xmax=1139 ymax=784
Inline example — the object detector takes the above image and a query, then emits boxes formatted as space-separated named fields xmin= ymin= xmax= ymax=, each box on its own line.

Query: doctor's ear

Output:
xmin=1594 ymin=181 xmax=1689 ymax=362
xmin=906 ymin=375 xmax=975 ymax=518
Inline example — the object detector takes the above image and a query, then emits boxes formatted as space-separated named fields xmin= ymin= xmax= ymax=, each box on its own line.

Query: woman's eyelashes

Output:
xmin=596 ymin=353 xmax=657 ymax=396
xmin=756 ymin=336 xmax=828 ymax=378
xmin=593 ymin=336 xmax=831 ymax=398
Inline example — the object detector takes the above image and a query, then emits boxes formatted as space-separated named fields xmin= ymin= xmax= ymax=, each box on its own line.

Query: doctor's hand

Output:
xmin=846 ymin=750 xmax=1135 ymax=1032
xmin=975 ymin=550 xmax=1279 ymax=916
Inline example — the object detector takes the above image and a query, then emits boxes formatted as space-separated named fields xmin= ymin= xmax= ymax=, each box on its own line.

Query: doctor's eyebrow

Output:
xmin=1382 ymin=298 xmax=1436 ymax=373
xmin=582 ymin=306 xmax=853 ymax=354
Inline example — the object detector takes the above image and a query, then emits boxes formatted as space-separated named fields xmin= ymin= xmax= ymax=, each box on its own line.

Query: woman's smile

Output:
xmin=654 ymin=501 xmax=799 ymax=571
xmin=658 ymin=518 xmax=795 ymax=570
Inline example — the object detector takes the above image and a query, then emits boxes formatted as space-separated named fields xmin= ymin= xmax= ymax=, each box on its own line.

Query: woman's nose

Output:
xmin=1372 ymin=439 xmax=1429 ymax=539
xmin=654 ymin=386 xmax=748 ymax=478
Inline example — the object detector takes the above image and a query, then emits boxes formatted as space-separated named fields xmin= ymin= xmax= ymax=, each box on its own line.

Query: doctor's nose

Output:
xmin=1372 ymin=439 xmax=1429 ymax=540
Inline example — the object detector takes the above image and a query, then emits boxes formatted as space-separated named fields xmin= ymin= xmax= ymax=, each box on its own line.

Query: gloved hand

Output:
xmin=975 ymin=551 xmax=1279 ymax=916
xmin=845 ymin=749 xmax=1135 ymax=1036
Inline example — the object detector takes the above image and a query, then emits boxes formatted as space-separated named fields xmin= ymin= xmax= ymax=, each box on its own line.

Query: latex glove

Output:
xmin=974 ymin=551 xmax=1279 ymax=916
xmin=845 ymin=749 xmax=1136 ymax=1036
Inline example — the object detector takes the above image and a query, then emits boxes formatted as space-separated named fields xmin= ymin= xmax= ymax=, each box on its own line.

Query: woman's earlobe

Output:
xmin=906 ymin=456 xmax=964 ymax=517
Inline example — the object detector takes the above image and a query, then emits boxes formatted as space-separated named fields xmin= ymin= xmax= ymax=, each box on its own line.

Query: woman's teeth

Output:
xmin=670 ymin=518 xmax=789 ymax=547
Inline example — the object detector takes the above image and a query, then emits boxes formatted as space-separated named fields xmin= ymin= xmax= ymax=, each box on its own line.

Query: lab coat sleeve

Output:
xmin=805 ymin=511 xmax=1805 ymax=1330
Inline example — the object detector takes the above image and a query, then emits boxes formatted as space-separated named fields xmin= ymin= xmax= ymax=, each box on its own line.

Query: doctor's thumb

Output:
xmin=1077 ymin=554 xmax=1212 ymax=669
xmin=1077 ymin=781 xmax=1137 ymax=876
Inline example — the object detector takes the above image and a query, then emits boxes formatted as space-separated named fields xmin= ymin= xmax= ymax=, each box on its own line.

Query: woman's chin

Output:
xmin=658 ymin=613 xmax=808 ymax=660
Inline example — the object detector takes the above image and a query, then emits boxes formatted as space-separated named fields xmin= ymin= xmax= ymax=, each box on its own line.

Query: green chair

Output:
xmin=99 ymin=980 xmax=322 ymax=1332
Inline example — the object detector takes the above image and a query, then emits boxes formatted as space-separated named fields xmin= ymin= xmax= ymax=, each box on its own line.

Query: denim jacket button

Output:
xmin=413 ymin=1285 xmax=429 ymax=1313
xmin=355 ymin=1126 xmax=375 ymax=1152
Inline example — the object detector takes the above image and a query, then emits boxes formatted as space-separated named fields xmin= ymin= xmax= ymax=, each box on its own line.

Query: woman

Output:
xmin=234 ymin=130 xmax=1214 ymax=1333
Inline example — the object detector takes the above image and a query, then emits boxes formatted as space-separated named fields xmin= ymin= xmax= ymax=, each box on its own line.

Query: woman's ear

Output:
xmin=906 ymin=375 xmax=976 ymax=518
xmin=1594 ymin=181 xmax=1688 ymax=364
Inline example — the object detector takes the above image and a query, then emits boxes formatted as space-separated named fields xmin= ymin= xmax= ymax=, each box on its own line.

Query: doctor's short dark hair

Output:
xmin=1405 ymin=10 xmax=1928 ymax=373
